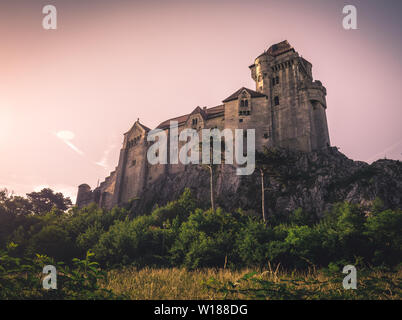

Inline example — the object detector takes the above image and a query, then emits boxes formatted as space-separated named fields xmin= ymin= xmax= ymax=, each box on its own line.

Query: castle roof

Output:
xmin=253 ymin=40 xmax=295 ymax=62
xmin=156 ymin=105 xmax=224 ymax=129
xmin=222 ymin=87 xmax=266 ymax=103
xmin=189 ymin=106 xmax=207 ymax=119
xmin=137 ymin=122 xmax=151 ymax=132
xmin=267 ymin=40 xmax=294 ymax=57
xmin=124 ymin=120 xmax=151 ymax=135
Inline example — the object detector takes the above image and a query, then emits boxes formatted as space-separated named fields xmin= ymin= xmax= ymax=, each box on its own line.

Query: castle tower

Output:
xmin=76 ymin=184 xmax=93 ymax=208
xmin=111 ymin=120 xmax=150 ymax=206
xmin=249 ymin=40 xmax=330 ymax=151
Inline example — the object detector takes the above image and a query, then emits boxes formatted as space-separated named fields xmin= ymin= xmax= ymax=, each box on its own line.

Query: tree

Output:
xmin=206 ymin=164 xmax=215 ymax=212
xmin=255 ymin=148 xmax=287 ymax=223
xmin=26 ymin=188 xmax=72 ymax=215
xmin=256 ymin=152 xmax=272 ymax=222
xmin=259 ymin=167 xmax=267 ymax=222
xmin=199 ymin=138 xmax=225 ymax=212
xmin=28 ymin=224 xmax=76 ymax=261
xmin=0 ymin=188 xmax=33 ymax=215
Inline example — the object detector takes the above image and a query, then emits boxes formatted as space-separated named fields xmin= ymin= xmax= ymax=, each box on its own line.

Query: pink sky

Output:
xmin=1 ymin=0 xmax=401 ymax=202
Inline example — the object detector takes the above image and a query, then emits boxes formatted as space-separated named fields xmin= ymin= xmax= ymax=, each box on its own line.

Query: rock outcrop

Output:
xmin=132 ymin=147 xmax=402 ymax=216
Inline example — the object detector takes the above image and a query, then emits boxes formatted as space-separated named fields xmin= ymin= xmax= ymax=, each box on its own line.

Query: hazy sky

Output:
xmin=1 ymin=0 xmax=401 ymax=202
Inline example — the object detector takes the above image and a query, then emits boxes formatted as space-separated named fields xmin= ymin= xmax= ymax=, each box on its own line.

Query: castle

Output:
xmin=76 ymin=41 xmax=330 ymax=209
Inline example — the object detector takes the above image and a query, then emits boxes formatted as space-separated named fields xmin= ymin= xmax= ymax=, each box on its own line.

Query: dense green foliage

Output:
xmin=0 ymin=188 xmax=401 ymax=271
xmin=0 ymin=246 xmax=122 ymax=299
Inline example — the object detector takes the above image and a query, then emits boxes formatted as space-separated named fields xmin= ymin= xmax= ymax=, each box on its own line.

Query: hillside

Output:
xmin=136 ymin=147 xmax=402 ymax=216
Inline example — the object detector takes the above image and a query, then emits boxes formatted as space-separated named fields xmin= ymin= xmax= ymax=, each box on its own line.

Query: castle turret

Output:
xmin=76 ymin=184 xmax=93 ymax=208
xmin=249 ymin=40 xmax=330 ymax=151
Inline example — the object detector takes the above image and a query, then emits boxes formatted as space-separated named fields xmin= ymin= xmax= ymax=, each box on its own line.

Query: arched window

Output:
xmin=240 ymin=99 xmax=248 ymax=108
xmin=274 ymin=96 xmax=280 ymax=106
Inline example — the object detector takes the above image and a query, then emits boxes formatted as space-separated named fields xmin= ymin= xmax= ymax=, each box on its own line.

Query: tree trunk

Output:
xmin=260 ymin=169 xmax=266 ymax=222
xmin=209 ymin=165 xmax=215 ymax=211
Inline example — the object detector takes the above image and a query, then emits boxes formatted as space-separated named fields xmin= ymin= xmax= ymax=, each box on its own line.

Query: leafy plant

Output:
xmin=0 ymin=246 xmax=125 ymax=300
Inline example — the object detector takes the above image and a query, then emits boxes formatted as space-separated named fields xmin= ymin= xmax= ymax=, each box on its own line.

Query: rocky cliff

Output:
xmin=131 ymin=147 xmax=402 ymax=216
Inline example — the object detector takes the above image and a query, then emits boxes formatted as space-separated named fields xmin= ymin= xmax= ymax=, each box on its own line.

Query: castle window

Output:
xmin=239 ymin=110 xmax=250 ymax=116
xmin=239 ymin=119 xmax=243 ymax=123
xmin=274 ymin=96 xmax=280 ymax=106
xmin=131 ymin=160 xmax=136 ymax=167
xmin=240 ymin=98 xmax=249 ymax=108
xmin=276 ymin=76 xmax=279 ymax=84
xmin=264 ymin=133 xmax=269 ymax=139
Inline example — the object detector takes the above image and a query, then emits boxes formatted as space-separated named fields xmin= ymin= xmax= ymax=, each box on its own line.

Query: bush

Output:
xmin=235 ymin=219 xmax=273 ymax=267
xmin=170 ymin=208 xmax=241 ymax=269
xmin=0 ymin=247 xmax=124 ymax=300
xmin=364 ymin=209 xmax=402 ymax=266
xmin=28 ymin=225 xmax=76 ymax=262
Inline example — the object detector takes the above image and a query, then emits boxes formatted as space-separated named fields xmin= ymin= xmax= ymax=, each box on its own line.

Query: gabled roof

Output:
xmin=222 ymin=87 xmax=266 ymax=103
xmin=137 ymin=121 xmax=151 ymax=132
xmin=206 ymin=104 xmax=224 ymax=116
xmin=156 ymin=105 xmax=225 ymax=129
xmin=124 ymin=120 xmax=151 ymax=135
xmin=189 ymin=106 xmax=207 ymax=120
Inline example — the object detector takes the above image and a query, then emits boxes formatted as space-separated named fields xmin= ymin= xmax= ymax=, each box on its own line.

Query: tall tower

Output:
xmin=249 ymin=40 xmax=330 ymax=152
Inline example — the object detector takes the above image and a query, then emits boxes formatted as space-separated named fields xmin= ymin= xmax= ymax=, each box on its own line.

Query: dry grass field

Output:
xmin=103 ymin=266 xmax=402 ymax=300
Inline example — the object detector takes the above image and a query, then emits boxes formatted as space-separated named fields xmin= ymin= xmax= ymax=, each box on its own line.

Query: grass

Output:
xmin=105 ymin=267 xmax=248 ymax=299
xmin=103 ymin=266 xmax=402 ymax=300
